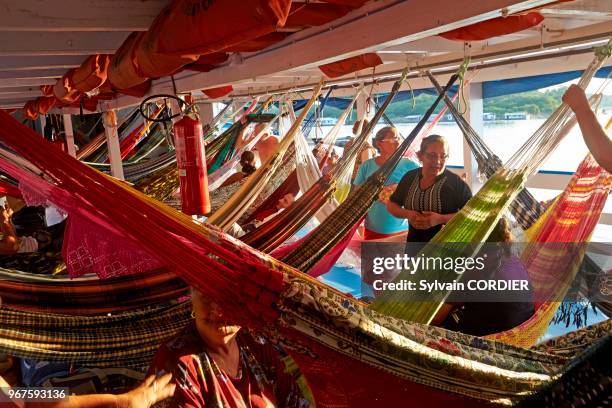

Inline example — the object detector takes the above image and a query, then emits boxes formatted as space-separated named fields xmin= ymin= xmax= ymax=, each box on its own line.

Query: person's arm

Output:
xmin=234 ymin=125 xmax=251 ymax=152
xmin=387 ymin=171 xmax=422 ymax=223
xmin=386 ymin=201 xmax=420 ymax=220
xmin=0 ymin=205 xmax=18 ymax=254
xmin=1 ymin=374 xmax=175 ymax=408
xmin=563 ymin=84 xmax=612 ymax=173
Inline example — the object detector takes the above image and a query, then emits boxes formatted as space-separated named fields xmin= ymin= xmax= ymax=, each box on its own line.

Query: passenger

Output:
xmin=148 ymin=289 xmax=308 ymax=407
xmin=219 ymin=151 xmax=257 ymax=188
xmin=0 ymin=204 xmax=40 ymax=254
xmin=252 ymin=124 xmax=279 ymax=165
xmin=432 ymin=217 xmax=535 ymax=336
xmin=311 ymin=144 xmax=326 ymax=165
xmin=562 ymin=84 xmax=612 ymax=172
xmin=353 ymin=126 xmax=419 ymax=240
xmin=0 ymin=372 xmax=175 ymax=408
xmin=321 ymin=148 xmax=339 ymax=175
xmin=387 ymin=135 xmax=472 ymax=243
xmin=243 ymin=193 xmax=296 ymax=233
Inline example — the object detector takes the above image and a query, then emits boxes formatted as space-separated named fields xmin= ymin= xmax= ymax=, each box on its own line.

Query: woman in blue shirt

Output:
xmin=353 ymin=126 xmax=419 ymax=240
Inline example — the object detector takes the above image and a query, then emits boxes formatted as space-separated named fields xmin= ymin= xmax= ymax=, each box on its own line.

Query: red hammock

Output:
xmin=319 ymin=53 xmax=383 ymax=78
xmin=133 ymin=4 xmax=198 ymax=79
xmin=202 ymin=85 xmax=234 ymax=99
xmin=0 ymin=179 xmax=21 ymax=198
xmin=285 ymin=3 xmax=353 ymax=27
xmin=439 ymin=12 xmax=544 ymax=41
xmin=156 ymin=0 xmax=292 ymax=56
xmin=69 ymin=54 xmax=111 ymax=93
xmin=271 ymin=220 xmax=361 ymax=278
xmin=108 ymin=32 xmax=149 ymax=91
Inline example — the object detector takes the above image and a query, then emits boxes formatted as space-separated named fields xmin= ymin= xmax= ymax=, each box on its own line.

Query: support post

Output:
xmin=463 ymin=82 xmax=483 ymax=192
xmin=62 ymin=114 xmax=77 ymax=158
xmin=103 ymin=110 xmax=124 ymax=180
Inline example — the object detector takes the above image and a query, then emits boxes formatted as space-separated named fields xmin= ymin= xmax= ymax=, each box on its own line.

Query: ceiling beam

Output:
xmin=0 ymin=32 xmax=130 ymax=56
xmin=382 ymin=37 xmax=467 ymax=53
xmin=0 ymin=78 xmax=56 ymax=88
xmin=0 ymin=0 xmax=165 ymax=32
xmin=0 ymin=55 xmax=85 ymax=72
xmin=222 ymin=53 xmax=611 ymax=102
xmin=0 ymin=68 xmax=66 ymax=80
xmin=0 ymin=90 xmax=42 ymax=100
xmin=0 ymin=86 xmax=41 ymax=95
xmin=101 ymin=0 xmax=559 ymax=111
xmin=0 ymin=101 xmax=24 ymax=109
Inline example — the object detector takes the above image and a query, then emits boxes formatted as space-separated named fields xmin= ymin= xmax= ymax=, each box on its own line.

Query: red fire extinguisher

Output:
xmin=174 ymin=114 xmax=211 ymax=215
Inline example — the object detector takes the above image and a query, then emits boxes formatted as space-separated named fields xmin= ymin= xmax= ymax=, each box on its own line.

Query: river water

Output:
xmin=315 ymin=116 xmax=607 ymax=172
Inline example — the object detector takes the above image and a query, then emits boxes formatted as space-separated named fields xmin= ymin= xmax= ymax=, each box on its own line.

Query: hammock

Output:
xmin=206 ymin=84 xmax=322 ymax=230
xmin=428 ymin=72 xmax=547 ymax=230
xmin=85 ymin=143 xmax=176 ymax=182
xmin=280 ymin=73 xmax=459 ymax=271
xmin=0 ymin=178 xmax=21 ymax=198
xmin=0 ymin=267 xmax=187 ymax=314
xmin=126 ymin=124 xmax=168 ymax=163
xmin=517 ymin=330 xmax=611 ymax=407
xmin=210 ymin=132 xmax=298 ymax=219
xmin=0 ymin=78 xmax=607 ymax=405
xmin=202 ymin=101 xmax=233 ymax=144
xmin=372 ymin=45 xmax=611 ymax=323
xmin=86 ymin=109 xmax=151 ymax=164
xmin=291 ymin=89 xmax=362 ymax=222
xmin=429 ymin=72 xmax=611 ymax=326
xmin=532 ymin=318 xmax=612 ymax=359
xmin=133 ymin=116 xmax=258 ymax=200
xmin=103 ymin=106 xmax=163 ymax=163
xmin=240 ymin=91 xmax=335 ymax=225
xmin=0 ymin=302 xmax=191 ymax=368
xmin=483 ymin=153 xmax=610 ymax=347
xmin=205 ymin=98 xmax=260 ymax=164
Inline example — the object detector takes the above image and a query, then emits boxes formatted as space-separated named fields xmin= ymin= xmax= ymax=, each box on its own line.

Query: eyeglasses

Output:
xmin=423 ymin=152 xmax=449 ymax=161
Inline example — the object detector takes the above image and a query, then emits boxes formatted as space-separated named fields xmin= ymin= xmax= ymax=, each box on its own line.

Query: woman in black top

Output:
xmin=387 ymin=135 xmax=472 ymax=242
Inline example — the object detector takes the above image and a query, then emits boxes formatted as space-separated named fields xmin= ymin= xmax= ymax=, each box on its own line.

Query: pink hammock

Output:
xmin=271 ymin=220 xmax=362 ymax=278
